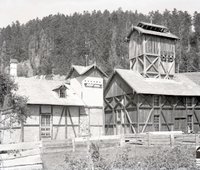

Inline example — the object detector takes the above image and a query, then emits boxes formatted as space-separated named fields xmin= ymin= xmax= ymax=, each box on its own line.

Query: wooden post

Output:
xmin=65 ymin=107 xmax=68 ymax=139
xmin=51 ymin=105 xmax=53 ymax=140
xmin=170 ymin=134 xmax=174 ymax=147
xmin=21 ymin=120 xmax=24 ymax=142
xmin=195 ymin=133 xmax=197 ymax=148
xmin=137 ymin=95 xmax=140 ymax=133
xmin=120 ymin=135 xmax=125 ymax=147
xmin=78 ymin=107 xmax=80 ymax=135
xmin=39 ymin=105 xmax=41 ymax=140
xmin=113 ymin=108 xmax=116 ymax=135
xmin=72 ymin=138 xmax=75 ymax=152
xmin=196 ymin=134 xmax=199 ymax=146
xmin=0 ymin=110 xmax=2 ymax=143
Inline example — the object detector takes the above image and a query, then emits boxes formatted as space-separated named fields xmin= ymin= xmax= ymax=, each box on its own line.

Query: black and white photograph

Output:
xmin=0 ymin=0 xmax=200 ymax=169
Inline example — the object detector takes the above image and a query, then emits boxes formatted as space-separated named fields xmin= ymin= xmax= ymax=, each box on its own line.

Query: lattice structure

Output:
xmin=127 ymin=22 xmax=178 ymax=79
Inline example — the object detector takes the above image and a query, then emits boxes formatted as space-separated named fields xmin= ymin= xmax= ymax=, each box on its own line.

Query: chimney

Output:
xmin=10 ymin=59 xmax=18 ymax=77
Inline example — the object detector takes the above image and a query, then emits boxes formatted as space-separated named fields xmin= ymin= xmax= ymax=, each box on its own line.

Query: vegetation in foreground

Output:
xmin=64 ymin=143 xmax=198 ymax=170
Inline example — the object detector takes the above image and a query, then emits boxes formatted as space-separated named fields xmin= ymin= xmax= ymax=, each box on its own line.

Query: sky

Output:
xmin=0 ymin=0 xmax=199 ymax=28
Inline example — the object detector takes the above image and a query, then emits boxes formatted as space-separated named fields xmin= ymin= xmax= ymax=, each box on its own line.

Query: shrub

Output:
xmin=65 ymin=144 xmax=198 ymax=170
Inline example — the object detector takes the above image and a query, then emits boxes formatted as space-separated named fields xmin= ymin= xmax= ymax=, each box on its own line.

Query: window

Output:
xmin=59 ymin=86 xmax=66 ymax=98
xmin=59 ymin=89 xmax=66 ymax=98
xmin=161 ymin=55 xmax=167 ymax=62
xmin=41 ymin=114 xmax=51 ymax=138
xmin=187 ymin=115 xmax=193 ymax=133
xmin=168 ymin=55 xmax=174 ymax=62
xmin=153 ymin=115 xmax=160 ymax=131
xmin=154 ymin=95 xmax=159 ymax=106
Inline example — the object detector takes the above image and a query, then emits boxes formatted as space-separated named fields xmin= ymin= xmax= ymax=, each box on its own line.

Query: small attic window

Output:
xmin=53 ymin=85 xmax=67 ymax=98
xmin=59 ymin=86 xmax=66 ymax=98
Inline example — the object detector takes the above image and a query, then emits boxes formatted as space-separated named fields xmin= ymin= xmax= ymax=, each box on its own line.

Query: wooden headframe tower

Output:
xmin=104 ymin=22 xmax=200 ymax=135
xmin=126 ymin=22 xmax=179 ymax=79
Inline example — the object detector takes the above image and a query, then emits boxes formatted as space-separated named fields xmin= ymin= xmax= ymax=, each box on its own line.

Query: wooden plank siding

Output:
xmin=129 ymin=32 xmax=176 ymax=79
xmin=104 ymin=74 xmax=200 ymax=135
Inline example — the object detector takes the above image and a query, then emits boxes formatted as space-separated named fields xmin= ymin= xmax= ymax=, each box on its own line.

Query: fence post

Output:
xmin=195 ymin=134 xmax=197 ymax=147
xmin=197 ymin=134 xmax=199 ymax=146
xmin=72 ymin=138 xmax=75 ymax=152
xmin=148 ymin=132 xmax=150 ymax=147
xmin=120 ymin=135 xmax=125 ymax=147
xmin=170 ymin=134 xmax=174 ymax=147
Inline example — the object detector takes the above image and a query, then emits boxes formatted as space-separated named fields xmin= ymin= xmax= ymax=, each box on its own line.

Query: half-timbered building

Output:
xmin=104 ymin=22 xmax=200 ymax=135
xmin=1 ymin=63 xmax=107 ymax=144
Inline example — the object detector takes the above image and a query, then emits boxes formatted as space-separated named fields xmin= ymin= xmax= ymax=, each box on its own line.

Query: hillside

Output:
xmin=0 ymin=9 xmax=200 ymax=76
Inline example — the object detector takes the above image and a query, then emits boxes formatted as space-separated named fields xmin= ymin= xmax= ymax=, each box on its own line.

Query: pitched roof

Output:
xmin=67 ymin=64 xmax=108 ymax=79
xmin=126 ymin=22 xmax=179 ymax=40
xmin=109 ymin=69 xmax=200 ymax=96
xmin=15 ymin=77 xmax=84 ymax=106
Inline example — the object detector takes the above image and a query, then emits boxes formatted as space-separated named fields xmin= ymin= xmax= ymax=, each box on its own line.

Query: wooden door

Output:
xmin=174 ymin=118 xmax=187 ymax=133
xmin=41 ymin=114 xmax=51 ymax=139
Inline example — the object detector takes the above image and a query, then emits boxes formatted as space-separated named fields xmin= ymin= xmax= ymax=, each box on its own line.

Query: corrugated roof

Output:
xmin=67 ymin=64 xmax=108 ymax=79
xmin=113 ymin=69 xmax=200 ymax=96
xmin=15 ymin=77 xmax=84 ymax=106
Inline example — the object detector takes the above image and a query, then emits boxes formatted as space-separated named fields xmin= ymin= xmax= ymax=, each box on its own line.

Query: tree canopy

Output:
xmin=0 ymin=73 xmax=28 ymax=128
xmin=0 ymin=9 xmax=199 ymax=76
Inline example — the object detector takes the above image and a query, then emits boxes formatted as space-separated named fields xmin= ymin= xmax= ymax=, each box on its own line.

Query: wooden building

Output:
xmin=1 ymin=64 xmax=107 ymax=144
xmin=127 ymin=22 xmax=179 ymax=79
xmin=104 ymin=22 xmax=200 ymax=135
xmin=67 ymin=64 xmax=108 ymax=136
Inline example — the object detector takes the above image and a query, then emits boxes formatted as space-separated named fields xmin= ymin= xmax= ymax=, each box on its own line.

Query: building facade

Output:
xmin=1 ymin=64 xmax=107 ymax=144
xmin=104 ymin=22 xmax=200 ymax=135
xmin=67 ymin=64 xmax=108 ymax=137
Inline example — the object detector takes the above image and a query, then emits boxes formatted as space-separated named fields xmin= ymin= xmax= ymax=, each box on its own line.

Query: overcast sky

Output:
xmin=0 ymin=0 xmax=199 ymax=28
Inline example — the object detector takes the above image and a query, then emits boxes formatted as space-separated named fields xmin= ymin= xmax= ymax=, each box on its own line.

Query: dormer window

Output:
xmin=59 ymin=86 xmax=66 ymax=98
xmin=53 ymin=84 xmax=67 ymax=98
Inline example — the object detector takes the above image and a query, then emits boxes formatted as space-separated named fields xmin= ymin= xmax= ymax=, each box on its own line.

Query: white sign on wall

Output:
xmin=84 ymin=79 xmax=102 ymax=88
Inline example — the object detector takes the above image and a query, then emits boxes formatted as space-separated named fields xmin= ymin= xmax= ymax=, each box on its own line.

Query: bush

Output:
xmin=143 ymin=146 xmax=197 ymax=170
xmin=65 ymin=144 xmax=198 ymax=170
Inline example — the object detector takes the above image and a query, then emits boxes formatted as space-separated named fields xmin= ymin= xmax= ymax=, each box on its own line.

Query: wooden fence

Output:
xmin=0 ymin=142 xmax=43 ymax=170
xmin=124 ymin=132 xmax=200 ymax=147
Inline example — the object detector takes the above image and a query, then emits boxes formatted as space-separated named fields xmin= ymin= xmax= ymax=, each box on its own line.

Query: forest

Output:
xmin=0 ymin=8 xmax=200 ymax=76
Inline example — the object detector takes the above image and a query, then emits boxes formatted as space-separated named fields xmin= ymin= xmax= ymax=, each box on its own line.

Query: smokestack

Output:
xmin=10 ymin=59 xmax=18 ymax=77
